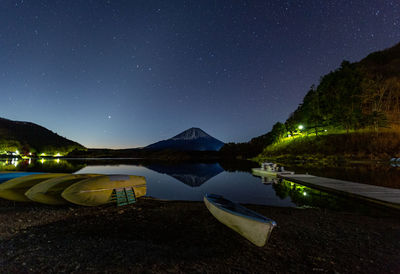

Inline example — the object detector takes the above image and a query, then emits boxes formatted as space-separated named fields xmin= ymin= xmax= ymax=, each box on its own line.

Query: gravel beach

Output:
xmin=0 ymin=198 xmax=399 ymax=273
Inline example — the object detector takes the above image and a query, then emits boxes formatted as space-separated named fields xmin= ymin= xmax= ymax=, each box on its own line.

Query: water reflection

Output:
xmin=145 ymin=163 xmax=224 ymax=187
xmin=272 ymin=179 xmax=380 ymax=213
xmin=0 ymin=158 xmax=399 ymax=211
xmin=257 ymin=175 xmax=279 ymax=185
xmin=283 ymin=162 xmax=400 ymax=189
xmin=0 ymin=158 xmax=85 ymax=173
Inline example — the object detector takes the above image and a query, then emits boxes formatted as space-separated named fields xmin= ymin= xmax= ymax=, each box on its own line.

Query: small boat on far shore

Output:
xmin=204 ymin=194 xmax=277 ymax=247
xmin=252 ymin=162 xmax=294 ymax=177
xmin=252 ymin=168 xmax=294 ymax=177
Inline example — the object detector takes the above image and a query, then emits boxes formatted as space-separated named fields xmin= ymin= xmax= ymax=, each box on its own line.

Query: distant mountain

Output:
xmin=145 ymin=127 xmax=224 ymax=151
xmin=146 ymin=162 xmax=224 ymax=187
xmin=0 ymin=117 xmax=84 ymax=155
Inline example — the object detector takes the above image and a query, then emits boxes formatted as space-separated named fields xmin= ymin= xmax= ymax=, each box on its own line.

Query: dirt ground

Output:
xmin=0 ymin=198 xmax=399 ymax=273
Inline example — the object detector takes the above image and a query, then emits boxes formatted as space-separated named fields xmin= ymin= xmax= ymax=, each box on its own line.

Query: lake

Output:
xmin=1 ymin=157 xmax=399 ymax=212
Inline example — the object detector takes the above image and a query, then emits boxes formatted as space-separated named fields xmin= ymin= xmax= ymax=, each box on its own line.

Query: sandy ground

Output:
xmin=0 ymin=198 xmax=399 ymax=273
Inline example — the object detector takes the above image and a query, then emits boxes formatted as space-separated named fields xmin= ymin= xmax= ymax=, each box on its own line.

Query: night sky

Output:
xmin=1 ymin=1 xmax=399 ymax=148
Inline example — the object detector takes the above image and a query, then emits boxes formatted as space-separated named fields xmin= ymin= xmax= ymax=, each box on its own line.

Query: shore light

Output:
xmin=298 ymin=125 xmax=304 ymax=130
xmin=55 ymin=153 xmax=61 ymax=157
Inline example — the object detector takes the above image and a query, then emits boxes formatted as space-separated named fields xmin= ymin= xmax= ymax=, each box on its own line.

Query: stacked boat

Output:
xmin=390 ymin=158 xmax=400 ymax=167
xmin=0 ymin=172 xmax=146 ymax=206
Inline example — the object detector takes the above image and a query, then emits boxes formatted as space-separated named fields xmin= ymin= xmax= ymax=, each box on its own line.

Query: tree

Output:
xmin=270 ymin=122 xmax=287 ymax=142
xmin=316 ymin=60 xmax=364 ymax=133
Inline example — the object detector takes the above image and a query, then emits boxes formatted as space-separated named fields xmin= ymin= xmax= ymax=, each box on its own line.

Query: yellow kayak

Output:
xmin=61 ymin=174 xmax=147 ymax=206
xmin=0 ymin=173 xmax=68 ymax=202
xmin=25 ymin=174 xmax=101 ymax=205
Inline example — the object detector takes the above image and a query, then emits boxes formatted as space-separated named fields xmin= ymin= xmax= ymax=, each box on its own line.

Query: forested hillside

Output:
xmin=222 ymin=42 xmax=400 ymax=160
xmin=0 ymin=117 xmax=84 ymax=156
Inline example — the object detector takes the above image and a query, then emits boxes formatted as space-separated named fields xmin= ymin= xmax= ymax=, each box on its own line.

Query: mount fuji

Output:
xmin=145 ymin=128 xmax=224 ymax=151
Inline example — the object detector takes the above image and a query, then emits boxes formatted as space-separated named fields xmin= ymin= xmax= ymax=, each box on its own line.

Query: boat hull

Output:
xmin=25 ymin=174 xmax=101 ymax=205
xmin=0 ymin=172 xmax=43 ymax=184
xmin=61 ymin=174 xmax=147 ymax=206
xmin=252 ymin=168 xmax=294 ymax=177
xmin=0 ymin=173 xmax=68 ymax=202
xmin=204 ymin=194 xmax=276 ymax=247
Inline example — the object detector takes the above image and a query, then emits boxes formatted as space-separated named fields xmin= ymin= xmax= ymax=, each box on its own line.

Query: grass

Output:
xmin=256 ymin=127 xmax=400 ymax=162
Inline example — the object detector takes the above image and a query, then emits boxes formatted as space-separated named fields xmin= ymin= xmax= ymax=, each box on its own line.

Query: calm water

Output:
xmin=1 ymin=157 xmax=399 ymax=212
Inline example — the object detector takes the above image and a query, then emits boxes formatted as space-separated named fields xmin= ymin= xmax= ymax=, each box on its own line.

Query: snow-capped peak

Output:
xmin=171 ymin=127 xmax=211 ymax=140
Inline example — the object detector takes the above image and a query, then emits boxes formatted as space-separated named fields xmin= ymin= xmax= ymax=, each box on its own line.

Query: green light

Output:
xmin=40 ymin=153 xmax=46 ymax=156
xmin=303 ymin=192 xmax=307 ymax=196
xmin=298 ymin=125 xmax=304 ymax=130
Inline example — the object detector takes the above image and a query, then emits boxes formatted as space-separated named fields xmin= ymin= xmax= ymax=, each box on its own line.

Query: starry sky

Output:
xmin=1 ymin=0 xmax=399 ymax=148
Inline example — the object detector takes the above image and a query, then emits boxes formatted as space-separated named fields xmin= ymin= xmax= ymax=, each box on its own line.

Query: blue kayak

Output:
xmin=0 ymin=172 xmax=43 ymax=183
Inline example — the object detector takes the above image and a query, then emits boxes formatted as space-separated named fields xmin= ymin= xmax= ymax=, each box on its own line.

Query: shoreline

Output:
xmin=1 ymin=198 xmax=399 ymax=273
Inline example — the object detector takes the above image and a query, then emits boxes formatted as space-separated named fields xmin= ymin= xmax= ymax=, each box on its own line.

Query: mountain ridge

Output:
xmin=0 ymin=117 xmax=85 ymax=155
xmin=146 ymin=127 xmax=224 ymax=151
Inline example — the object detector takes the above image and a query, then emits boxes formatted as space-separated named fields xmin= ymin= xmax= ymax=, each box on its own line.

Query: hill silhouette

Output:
xmin=0 ymin=117 xmax=84 ymax=155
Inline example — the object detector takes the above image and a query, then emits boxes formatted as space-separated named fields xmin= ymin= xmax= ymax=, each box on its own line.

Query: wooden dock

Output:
xmin=278 ymin=174 xmax=400 ymax=210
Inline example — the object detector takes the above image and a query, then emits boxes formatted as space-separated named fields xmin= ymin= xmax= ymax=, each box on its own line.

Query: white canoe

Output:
xmin=204 ymin=194 xmax=277 ymax=247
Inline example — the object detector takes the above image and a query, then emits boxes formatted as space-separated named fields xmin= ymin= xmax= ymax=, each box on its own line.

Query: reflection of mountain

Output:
xmin=146 ymin=163 xmax=224 ymax=187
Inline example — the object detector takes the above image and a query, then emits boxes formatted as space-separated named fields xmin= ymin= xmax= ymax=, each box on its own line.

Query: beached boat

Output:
xmin=0 ymin=173 xmax=68 ymax=202
xmin=0 ymin=172 xmax=43 ymax=184
xmin=61 ymin=174 xmax=147 ymax=206
xmin=204 ymin=194 xmax=277 ymax=247
xmin=25 ymin=173 xmax=101 ymax=205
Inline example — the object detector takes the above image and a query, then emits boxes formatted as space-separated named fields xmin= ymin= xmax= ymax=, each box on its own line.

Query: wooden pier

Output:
xmin=278 ymin=174 xmax=400 ymax=210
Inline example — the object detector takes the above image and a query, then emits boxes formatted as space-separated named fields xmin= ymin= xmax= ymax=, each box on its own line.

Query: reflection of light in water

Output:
xmin=40 ymin=158 xmax=45 ymax=164
xmin=12 ymin=158 xmax=18 ymax=167
xmin=55 ymin=159 xmax=60 ymax=163
xmin=28 ymin=158 xmax=31 ymax=165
